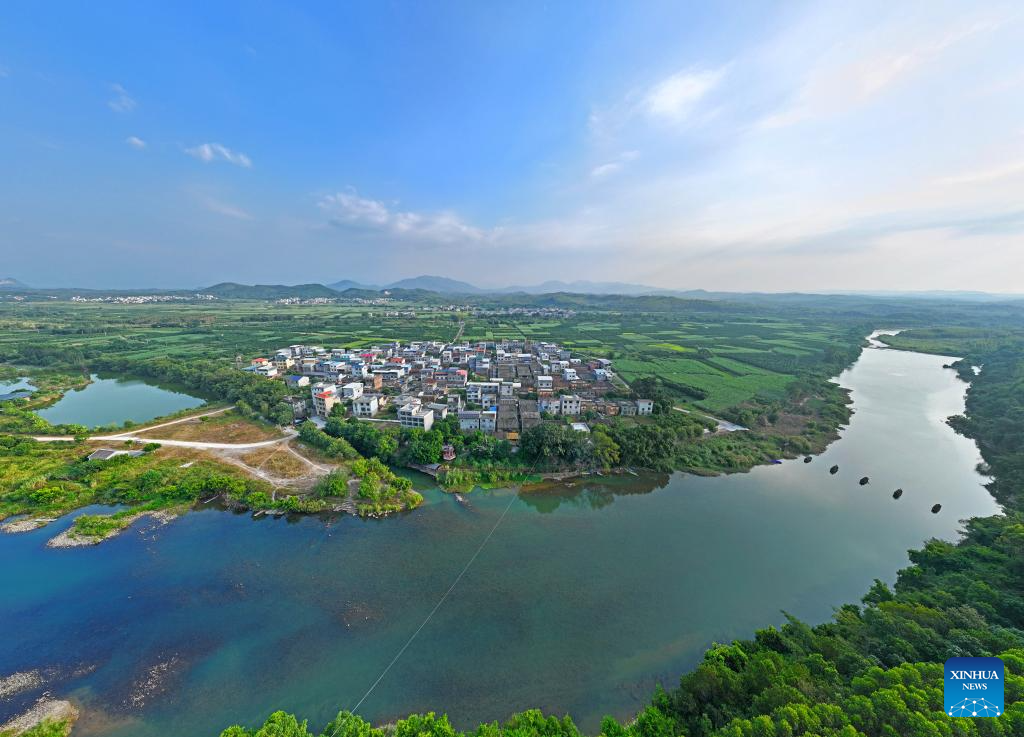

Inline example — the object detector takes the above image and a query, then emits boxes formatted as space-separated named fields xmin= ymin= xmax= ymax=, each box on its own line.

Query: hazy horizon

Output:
xmin=3 ymin=1 xmax=1023 ymax=291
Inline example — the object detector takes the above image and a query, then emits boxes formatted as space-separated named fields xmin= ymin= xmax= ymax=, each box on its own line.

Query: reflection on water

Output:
xmin=0 ymin=344 xmax=1000 ymax=735
xmin=36 ymin=373 xmax=204 ymax=428
xmin=519 ymin=473 xmax=673 ymax=513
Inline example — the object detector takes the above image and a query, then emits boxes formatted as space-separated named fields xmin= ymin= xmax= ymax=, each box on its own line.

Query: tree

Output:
xmin=409 ymin=429 xmax=444 ymax=464
xmin=590 ymin=427 xmax=621 ymax=470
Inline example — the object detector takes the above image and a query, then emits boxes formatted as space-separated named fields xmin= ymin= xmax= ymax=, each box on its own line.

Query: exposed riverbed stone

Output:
xmin=0 ymin=698 xmax=78 ymax=735
xmin=0 ymin=670 xmax=44 ymax=699
xmin=1 ymin=517 xmax=55 ymax=533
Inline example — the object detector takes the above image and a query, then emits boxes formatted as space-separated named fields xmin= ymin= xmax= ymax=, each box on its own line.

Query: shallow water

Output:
xmin=0 ymin=344 xmax=999 ymax=735
xmin=36 ymin=373 xmax=204 ymax=428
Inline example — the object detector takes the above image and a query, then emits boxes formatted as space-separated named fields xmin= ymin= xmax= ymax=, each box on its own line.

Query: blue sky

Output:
xmin=2 ymin=1 xmax=1023 ymax=291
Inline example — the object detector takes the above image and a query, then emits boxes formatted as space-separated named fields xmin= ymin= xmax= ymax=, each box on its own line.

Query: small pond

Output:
xmin=36 ymin=374 xmax=205 ymax=428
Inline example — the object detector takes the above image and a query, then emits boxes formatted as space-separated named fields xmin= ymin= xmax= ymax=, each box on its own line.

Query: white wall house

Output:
xmin=636 ymin=399 xmax=654 ymax=416
xmin=467 ymin=381 xmax=501 ymax=405
xmin=341 ymin=382 xmax=364 ymax=399
xmin=458 ymin=410 xmax=480 ymax=431
xmin=559 ymin=394 xmax=582 ymax=416
xmin=399 ymin=403 xmax=434 ymax=431
xmin=352 ymin=395 xmax=379 ymax=417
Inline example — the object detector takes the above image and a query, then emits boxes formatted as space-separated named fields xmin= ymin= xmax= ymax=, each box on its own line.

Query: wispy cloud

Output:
xmin=185 ymin=142 xmax=252 ymax=168
xmin=108 ymin=83 xmax=137 ymax=113
xmin=319 ymin=189 xmax=484 ymax=244
xmin=125 ymin=136 xmax=146 ymax=150
xmin=761 ymin=16 xmax=1002 ymax=128
xmin=589 ymin=66 xmax=725 ymax=144
xmin=938 ymin=159 xmax=1024 ymax=186
xmin=591 ymin=150 xmax=639 ymax=179
xmin=643 ymin=68 xmax=724 ymax=123
xmin=204 ymin=197 xmax=253 ymax=220
xmin=0 ymin=65 xmax=9 ymax=78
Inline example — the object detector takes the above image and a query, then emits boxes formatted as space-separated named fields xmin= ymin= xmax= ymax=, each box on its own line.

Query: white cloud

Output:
xmin=204 ymin=197 xmax=253 ymax=220
xmin=319 ymin=189 xmax=484 ymax=244
xmin=126 ymin=136 xmax=146 ymax=150
xmin=185 ymin=143 xmax=252 ymax=168
xmin=591 ymin=150 xmax=639 ymax=179
xmin=643 ymin=68 xmax=724 ymax=123
xmin=108 ymin=83 xmax=136 ymax=113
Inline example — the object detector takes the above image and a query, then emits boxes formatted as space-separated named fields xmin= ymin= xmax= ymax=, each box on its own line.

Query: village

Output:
xmin=243 ymin=338 xmax=654 ymax=446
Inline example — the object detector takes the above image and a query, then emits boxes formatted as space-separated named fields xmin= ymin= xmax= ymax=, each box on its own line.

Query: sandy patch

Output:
xmin=45 ymin=510 xmax=178 ymax=548
xmin=0 ymin=698 xmax=78 ymax=735
xmin=1 ymin=517 xmax=56 ymax=534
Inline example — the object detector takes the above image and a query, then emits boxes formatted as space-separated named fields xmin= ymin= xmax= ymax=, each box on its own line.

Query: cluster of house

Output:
xmin=244 ymin=339 xmax=652 ymax=441
xmin=69 ymin=294 xmax=217 ymax=303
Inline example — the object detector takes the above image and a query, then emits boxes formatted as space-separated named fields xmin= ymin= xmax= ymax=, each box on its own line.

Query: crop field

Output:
xmin=0 ymin=300 xmax=863 ymax=416
xmin=0 ymin=302 xmax=462 ymax=363
xmin=463 ymin=312 xmax=859 ymax=412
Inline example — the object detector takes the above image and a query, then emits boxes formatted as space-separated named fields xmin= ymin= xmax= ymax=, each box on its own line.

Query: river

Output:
xmin=0 ymin=340 xmax=1000 ymax=735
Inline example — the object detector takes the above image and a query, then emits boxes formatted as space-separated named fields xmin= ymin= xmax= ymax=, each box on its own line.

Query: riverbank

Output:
xmin=0 ymin=698 xmax=77 ymax=736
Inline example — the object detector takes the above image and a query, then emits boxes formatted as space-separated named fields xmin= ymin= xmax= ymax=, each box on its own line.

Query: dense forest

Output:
xmin=216 ymin=329 xmax=1024 ymax=736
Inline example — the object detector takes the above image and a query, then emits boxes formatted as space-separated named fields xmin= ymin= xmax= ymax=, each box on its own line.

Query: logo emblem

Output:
xmin=945 ymin=657 xmax=1003 ymax=717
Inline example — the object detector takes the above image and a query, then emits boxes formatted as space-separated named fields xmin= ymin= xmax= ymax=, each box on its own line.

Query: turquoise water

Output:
xmin=0 ymin=346 xmax=1000 ymax=735
xmin=36 ymin=374 xmax=205 ymax=428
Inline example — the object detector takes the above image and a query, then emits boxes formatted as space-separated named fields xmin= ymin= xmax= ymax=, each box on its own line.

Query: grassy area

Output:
xmin=1 ymin=719 xmax=73 ymax=737
xmin=135 ymin=410 xmax=284 ymax=443
xmin=0 ymin=437 xmax=267 ymax=523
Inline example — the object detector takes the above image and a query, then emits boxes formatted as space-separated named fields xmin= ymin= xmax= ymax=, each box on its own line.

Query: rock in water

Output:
xmin=892 ymin=488 xmax=903 ymax=499
xmin=932 ymin=503 xmax=942 ymax=514
xmin=830 ymin=465 xmax=839 ymax=475
xmin=859 ymin=476 xmax=869 ymax=486
xmin=803 ymin=456 xmax=812 ymax=463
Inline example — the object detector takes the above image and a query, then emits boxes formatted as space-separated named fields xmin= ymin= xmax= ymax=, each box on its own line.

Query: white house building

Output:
xmin=458 ymin=410 xmax=480 ymax=431
xmin=341 ymin=382 xmax=364 ymax=399
xmin=399 ymin=403 xmax=434 ymax=431
xmin=559 ymin=394 xmax=582 ymax=416
xmin=352 ymin=395 xmax=379 ymax=417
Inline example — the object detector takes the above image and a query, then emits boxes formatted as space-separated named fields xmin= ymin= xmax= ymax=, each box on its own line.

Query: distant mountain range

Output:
xmin=202 ymin=282 xmax=340 ymax=299
xmin=327 ymin=275 xmax=672 ymax=296
xmin=2 ymin=274 xmax=1021 ymax=304
xmin=327 ymin=275 xmax=482 ymax=293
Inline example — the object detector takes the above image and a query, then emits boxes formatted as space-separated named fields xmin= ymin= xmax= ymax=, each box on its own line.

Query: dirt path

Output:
xmin=118 ymin=406 xmax=235 ymax=434
xmin=213 ymin=439 xmax=332 ymax=490
xmin=673 ymin=406 xmax=748 ymax=432
xmin=32 ymin=426 xmax=295 ymax=450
